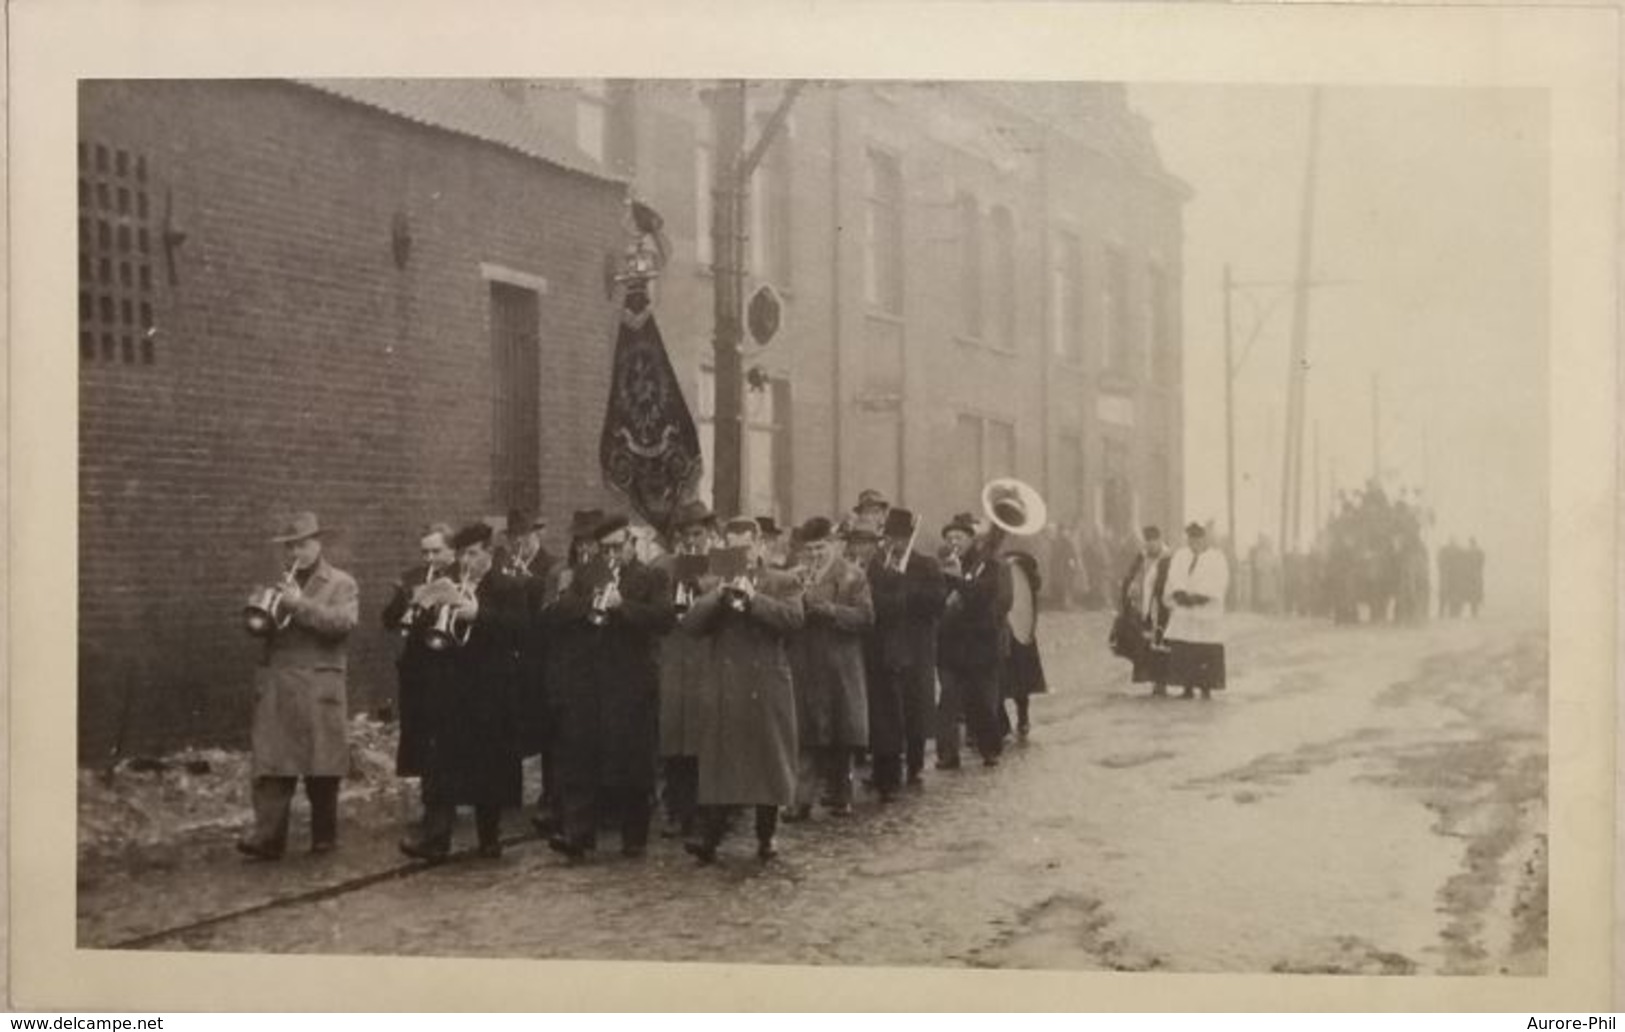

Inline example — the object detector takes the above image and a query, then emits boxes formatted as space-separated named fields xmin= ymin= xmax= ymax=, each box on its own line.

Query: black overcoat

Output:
xmin=546 ymin=559 xmax=675 ymax=792
xmin=418 ymin=569 xmax=527 ymax=807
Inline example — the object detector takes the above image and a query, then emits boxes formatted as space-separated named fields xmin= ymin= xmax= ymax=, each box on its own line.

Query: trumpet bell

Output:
xmin=981 ymin=478 xmax=1047 ymax=537
xmin=243 ymin=587 xmax=290 ymax=638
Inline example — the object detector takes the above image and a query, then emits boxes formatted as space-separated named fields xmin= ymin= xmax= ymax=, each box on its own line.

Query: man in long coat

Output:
xmin=531 ymin=509 xmax=602 ymax=835
xmin=864 ymin=507 xmax=945 ymax=799
xmin=1117 ymin=526 xmax=1172 ymax=696
xmin=656 ymin=500 xmax=716 ymax=838
xmin=380 ymin=522 xmax=458 ymax=779
xmin=786 ymin=516 xmax=873 ymax=819
xmin=681 ymin=516 xmax=805 ymax=862
xmin=497 ymin=509 xmax=554 ymax=824
xmin=399 ymin=522 xmax=527 ymax=860
xmin=238 ymin=512 xmax=359 ymax=860
xmin=936 ymin=515 xmax=1012 ymax=768
xmin=546 ymin=514 xmax=674 ymax=860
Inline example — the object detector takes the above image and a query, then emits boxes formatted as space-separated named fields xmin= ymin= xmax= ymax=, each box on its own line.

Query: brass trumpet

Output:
xmin=396 ymin=564 xmax=441 ymax=638
xmin=244 ymin=562 xmax=297 ymax=638
xmin=423 ymin=575 xmax=475 ymax=652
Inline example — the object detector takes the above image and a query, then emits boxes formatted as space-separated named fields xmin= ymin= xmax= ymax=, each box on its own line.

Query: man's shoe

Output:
xmin=684 ymin=841 xmax=718 ymax=865
xmin=826 ymin=803 xmax=854 ymax=818
xmin=756 ymin=839 xmax=778 ymax=862
xmin=530 ymin=814 xmax=559 ymax=837
xmin=398 ymin=837 xmax=450 ymax=864
xmin=621 ymin=844 xmax=648 ymax=859
xmin=476 ymin=841 xmax=503 ymax=860
xmin=546 ymin=835 xmax=587 ymax=861
xmin=235 ymin=839 xmax=283 ymax=862
xmin=309 ymin=840 xmax=336 ymax=856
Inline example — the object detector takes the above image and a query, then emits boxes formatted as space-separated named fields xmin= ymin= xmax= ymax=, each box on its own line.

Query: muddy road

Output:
xmin=101 ymin=610 xmax=1547 ymax=974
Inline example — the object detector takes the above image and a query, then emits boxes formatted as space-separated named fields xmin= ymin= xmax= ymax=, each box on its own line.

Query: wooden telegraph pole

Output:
xmin=709 ymin=80 xmax=803 ymax=518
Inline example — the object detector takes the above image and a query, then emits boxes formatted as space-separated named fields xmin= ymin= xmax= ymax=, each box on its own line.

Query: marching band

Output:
xmin=237 ymin=481 xmax=1059 ymax=866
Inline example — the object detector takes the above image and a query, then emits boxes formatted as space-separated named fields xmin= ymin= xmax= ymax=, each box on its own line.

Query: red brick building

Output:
xmin=78 ymin=80 xmax=627 ymax=757
xmin=501 ymin=81 xmax=1188 ymax=537
xmin=77 ymin=79 xmax=1186 ymax=758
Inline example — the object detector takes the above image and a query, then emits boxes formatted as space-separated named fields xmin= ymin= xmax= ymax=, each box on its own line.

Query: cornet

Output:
xmin=587 ymin=560 xmax=622 ymax=626
xmin=244 ymin=562 xmax=297 ymax=638
xmin=396 ymin=564 xmax=441 ymax=637
xmin=673 ymin=579 xmax=696 ymax=615
xmin=423 ymin=575 xmax=475 ymax=652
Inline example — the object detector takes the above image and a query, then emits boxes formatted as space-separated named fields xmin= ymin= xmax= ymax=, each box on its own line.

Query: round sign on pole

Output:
xmin=747 ymin=284 xmax=782 ymax=346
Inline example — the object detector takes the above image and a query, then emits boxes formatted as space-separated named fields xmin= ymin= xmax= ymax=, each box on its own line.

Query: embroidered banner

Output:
xmin=599 ymin=308 xmax=703 ymax=531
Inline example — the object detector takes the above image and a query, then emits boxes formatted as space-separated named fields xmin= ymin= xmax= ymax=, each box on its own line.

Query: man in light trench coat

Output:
xmin=680 ymin=516 xmax=805 ymax=863
xmin=238 ymin=512 xmax=359 ymax=860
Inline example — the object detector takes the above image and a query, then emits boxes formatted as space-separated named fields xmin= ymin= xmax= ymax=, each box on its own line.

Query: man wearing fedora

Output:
xmin=864 ymin=507 xmax=946 ymax=799
xmin=238 ymin=512 xmax=359 ymax=860
xmin=545 ymin=514 xmax=675 ymax=860
xmin=656 ymin=500 xmax=717 ymax=838
xmin=935 ymin=513 xmax=1010 ymax=769
xmin=680 ymin=516 xmax=805 ymax=863
xmin=400 ymin=522 xmax=528 ymax=861
xmin=785 ymin=516 xmax=873 ymax=819
xmin=531 ymin=508 xmax=605 ymax=836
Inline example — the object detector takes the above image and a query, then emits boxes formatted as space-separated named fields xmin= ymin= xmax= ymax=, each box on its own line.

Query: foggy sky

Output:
xmin=1127 ymin=85 xmax=1549 ymax=610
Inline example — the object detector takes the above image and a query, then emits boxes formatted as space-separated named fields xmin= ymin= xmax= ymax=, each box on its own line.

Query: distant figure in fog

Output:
xmin=1465 ymin=538 xmax=1486 ymax=617
xmin=1162 ymin=522 xmax=1230 ymax=701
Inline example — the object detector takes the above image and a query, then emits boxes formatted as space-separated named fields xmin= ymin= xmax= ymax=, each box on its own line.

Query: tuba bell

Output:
xmin=244 ymin=562 xmax=297 ymax=638
xmin=981 ymin=478 xmax=1048 ymax=538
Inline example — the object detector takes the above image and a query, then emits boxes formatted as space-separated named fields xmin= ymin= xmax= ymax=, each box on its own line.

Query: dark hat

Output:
xmin=755 ymin=516 xmax=782 ymax=538
xmin=941 ymin=515 xmax=978 ymax=539
xmin=882 ymin=507 xmax=917 ymax=540
xmin=452 ymin=522 xmax=494 ymax=550
xmin=593 ymin=513 xmax=631 ymax=541
xmin=855 ymin=488 xmax=889 ymax=512
xmin=1184 ymin=521 xmax=1207 ymax=538
xmin=799 ymin=516 xmax=835 ymax=544
xmin=1142 ymin=525 xmax=1163 ymax=541
xmin=270 ymin=511 xmax=326 ymax=543
xmin=569 ymin=509 xmax=605 ymax=539
xmin=722 ymin=515 xmax=760 ymax=536
xmin=671 ymin=500 xmax=715 ymax=530
xmin=506 ymin=508 xmax=532 ymax=534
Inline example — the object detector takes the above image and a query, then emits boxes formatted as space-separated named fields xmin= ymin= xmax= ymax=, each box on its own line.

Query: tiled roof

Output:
xmin=295 ymin=78 xmax=625 ymax=185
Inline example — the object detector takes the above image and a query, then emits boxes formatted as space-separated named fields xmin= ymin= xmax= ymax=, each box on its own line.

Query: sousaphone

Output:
xmin=980 ymin=478 xmax=1047 ymax=646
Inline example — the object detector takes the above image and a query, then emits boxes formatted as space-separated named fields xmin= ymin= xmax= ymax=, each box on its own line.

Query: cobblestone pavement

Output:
xmin=85 ymin=610 xmax=1547 ymax=974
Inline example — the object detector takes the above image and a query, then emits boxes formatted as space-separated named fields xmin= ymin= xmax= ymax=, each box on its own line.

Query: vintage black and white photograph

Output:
xmin=63 ymin=71 xmax=1560 ymax=980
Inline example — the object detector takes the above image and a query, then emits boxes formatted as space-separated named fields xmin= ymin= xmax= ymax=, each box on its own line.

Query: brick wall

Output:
xmin=78 ymin=81 xmax=625 ymax=760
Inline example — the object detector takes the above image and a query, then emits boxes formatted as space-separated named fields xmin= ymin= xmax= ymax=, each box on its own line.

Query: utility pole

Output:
xmin=1223 ymin=264 xmax=1237 ymax=551
xmin=708 ymin=80 xmax=803 ymax=518
xmin=1371 ymin=372 xmax=1382 ymax=484
xmin=1312 ymin=419 xmax=1321 ymax=537
xmin=1278 ymin=86 xmax=1323 ymax=556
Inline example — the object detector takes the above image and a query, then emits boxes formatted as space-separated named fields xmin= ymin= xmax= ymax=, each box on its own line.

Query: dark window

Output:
xmin=79 ymin=140 xmax=156 ymax=365
xmin=750 ymin=114 xmax=794 ymax=289
xmin=489 ymin=282 xmax=542 ymax=513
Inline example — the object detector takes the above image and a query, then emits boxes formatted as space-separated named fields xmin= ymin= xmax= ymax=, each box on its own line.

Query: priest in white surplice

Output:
xmin=1161 ymin=522 xmax=1231 ymax=700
